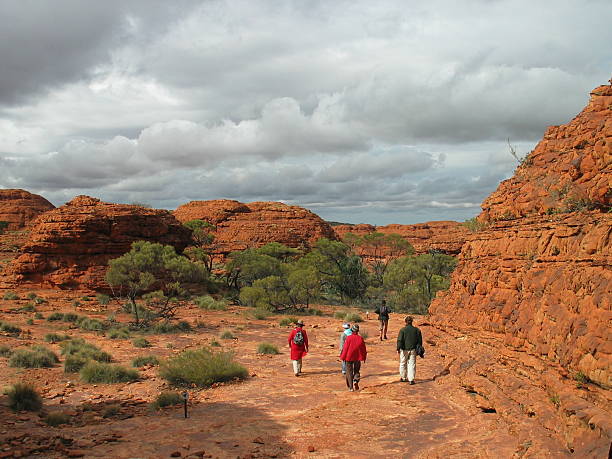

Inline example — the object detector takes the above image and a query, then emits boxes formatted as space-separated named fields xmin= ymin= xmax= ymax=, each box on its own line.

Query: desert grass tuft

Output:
xmin=0 ymin=345 xmax=12 ymax=357
xmin=220 ymin=330 xmax=235 ymax=340
xmin=152 ymin=391 xmax=183 ymax=409
xmin=132 ymin=355 xmax=160 ymax=367
xmin=108 ymin=327 xmax=130 ymax=339
xmin=194 ymin=295 xmax=227 ymax=311
xmin=44 ymin=333 xmax=71 ymax=344
xmin=79 ymin=361 xmax=139 ymax=383
xmin=159 ymin=348 xmax=248 ymax=388
xmin=44 ymin=412 xmax=71 ymax=426
xmin=6 ymin=383 xmax=42 ymax=411
xmin=132 ymin=337 xmax=151 ymax=348
xmin=9 ymin=346 xmax=59 ymax=368
xmin=257 ymin=343 xmax=280 ymax=355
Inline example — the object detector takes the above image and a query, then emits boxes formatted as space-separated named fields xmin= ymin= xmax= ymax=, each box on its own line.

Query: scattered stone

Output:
xmin=170 ymin=452 xmax=182 ymax=457
xmin=308 ymin=445 xmax=316 ymax=452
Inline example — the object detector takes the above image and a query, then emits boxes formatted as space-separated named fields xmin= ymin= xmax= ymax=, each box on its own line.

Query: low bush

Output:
xmin=63 ymin=313 xmax=80 ymax=323
xmin=0 ymin=345 xmax=12 ymax=357
xmin=159 ymin=348 xmax=248 ymax=388
xmin=44 ymin=333 xmax=71 ymax=344
xmin=76 ymin=317 xmax=105 ymax=331
xmin=150 ymin=320 xmax=192 ymax=334
xmin=251 ymin=308 xmax=269 ymax=320
xmin=80 ymin=361 xmax=139 ymax=383
xmin=0 ymin=321 xmax=22 ymax=335
xmin=152 ymin=391 xmax=183 ymax=409
xmin=334 ymin=310 xmax=347 ymax=320
xmin=26 ymin=318 xmax=34 ymax=325
xmin=220 ymin=330 xmax=234 ymax=340
xmin=96 ymin=294 xmax=110 ymax=305
xmin=59 ymin=338 xmax=112 ymax=363
xmin=64 ymin=355 xmax=89 ymax=373
xmin=27 ymin=292 xmax=37 ymax=300
xmin=132 ymin=337 xmax=151 ymax=348
xmin=303 ymin=308 xmax=323 ymax=316
xmin=34 ymin=312 xmax=44 ymax=319
xmin=9 ymin=346 xmax=59 ymax=368
xmin=210 ymin=339 xmax=221 ymax=347
xmin=19 ymin=303 xmax=36 ymax=312
xmin=34 ymin=297 xmax=46 ymax=305
xmin=3 ymin=292 xmax=19 ymax=300
xmin=344 ymin=313 xmax=363 ymax=323
xmin=257 ymin=343 xmax=280 ymax=355
xmin=194 ymin=295 xmax=227 ymax=311
xmin=108 ymin=327 xmax=130 ymax=339
xmin=47 ymin=312 xmax=65 ymax=321
xmin=44 ymin=412 xmax=71 ymax=426
xmin=278 ymin=318 xmax=292 ymax=327
xmin=6 ymin=383 xmax=42 ymax=411
xmin=132 ymin=355 xmax=160 ymax=367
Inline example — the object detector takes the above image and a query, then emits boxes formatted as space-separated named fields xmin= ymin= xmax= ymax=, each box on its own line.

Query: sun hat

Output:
xmin=351 ymin=324 xmax=360 ymax=332
xmin=296 ymin=319 xmax=305 ymax=326
xmin=342 ymin=323 xmax=350 ymax=329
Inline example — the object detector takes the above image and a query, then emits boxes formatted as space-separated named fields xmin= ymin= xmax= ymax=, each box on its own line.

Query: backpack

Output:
xmin=380 ymin=305 xmax=389 ymax=316
xmin=293 ymin=329 xmax=304 ymax=346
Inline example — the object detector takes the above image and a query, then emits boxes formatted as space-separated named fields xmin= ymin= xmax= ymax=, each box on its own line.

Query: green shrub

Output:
xmin=64 ymin=355 xmax=89 ymax=373
xmin=59 ymin=338 xmax=112 ymax=363
xmin=132 ymin=355 xmax=160 ymax=367
xmin=108 ymin=327 xmax=130 ymax=339
xmin=278 ymin=318 xmax=292 ymax=327
xmin=63 ymin=313 xmax=80 ymax=322
xmin=220 ymin=330 xmax=235 ymax=340
xmin=251 ymin=308 xmax=269 ymax=320
xmin=3 ymin=292 xmax=19 ymax=300
xmin=334 ymin=310 xmax=347 ymax=320
xmin=574 ymin=371 xmax=590 ymax=384
xmin=96 ymin=294 xmax=110 ymax=305
xmin=9 ymin=346 xmax=59 ymax=368
xmin=44 ymin=412 xmax=71 ymax=426
xmin=34 ymin=312 xmax=44 ymax=319
xmin=76 ymin=317 xmax=105 ymax=331
xmin=0 ymin=345 xmax=12 ymax=357
xmin=303 ymin=308 xmax=323 ymax=316
xmin=133 ymin=337 xmax=151 ymax=348
xmin=210 ymin=339 xmax=221 ymax=347
xmin=152 ymin=391 xmax=183 ymax=409
xmin=150 ymin=320 xmax=192 ymax=334
xmin=159 ymin=348 xmax=248 ymax=388
xmin=26 ymin=318 xmax=34 ymax=325
xmin=0 ymin=321 xmax=22 ymax=335
xmin=6 ymin=383 xmax=42 ymax=411
xmin=79 ymin=361 xmax=139 ymax=383
xmin=194 ymin=295 xmax=227 ymax=311
xmin=27 ymin=292 xmax=37 ymax=300
xmin=34 ymin=297 xmax=46 ymax=305
xmin=19 ymin=303 xmax=36 ymax=312
xmin=257 ymin=343 xmax=280 ymax=355
xmin=344 ymin=313 xmax=363 ymax=323
xmin=47 ymin=312 xmax=65 ymax=321
xmin=44 ymin=333 xmax=71 ymax=344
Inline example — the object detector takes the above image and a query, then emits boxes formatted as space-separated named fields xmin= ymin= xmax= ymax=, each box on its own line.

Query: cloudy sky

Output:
xmin=0 ymin=1 xmax=610 ymax=224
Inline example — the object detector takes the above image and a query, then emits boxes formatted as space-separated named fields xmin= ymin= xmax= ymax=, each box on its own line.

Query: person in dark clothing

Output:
xmin=374 ymin=299 xmax=390 ymax=341
xmin=396 ymin=316 xmax=422 ymax=384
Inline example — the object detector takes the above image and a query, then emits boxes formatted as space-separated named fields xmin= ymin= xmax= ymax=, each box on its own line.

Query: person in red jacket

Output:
xmin=339 ymin=324 xmax=367 ymax=391
xmin=288 ymin=319 xmax=309 ymax=376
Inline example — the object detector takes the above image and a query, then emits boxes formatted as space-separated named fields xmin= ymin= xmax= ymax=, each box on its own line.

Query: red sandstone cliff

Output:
xmin=4 ymin=196 xmax=192 ymax=290
xmin=174 ymin=200 xmax=337 ymax=258
xmin=430 ymin=84 xmax=612 ymax=389
xmin=0 ymin=189 xmax=55 ymax=230
xmin=333 ymin=221 xmax=469 ymax=255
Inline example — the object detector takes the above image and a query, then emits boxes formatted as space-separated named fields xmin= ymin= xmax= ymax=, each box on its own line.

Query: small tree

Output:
xmin=105 ymin=241 xmax=207 ymax=325
xmin=183 ymin=220 xmax=216 ymax=272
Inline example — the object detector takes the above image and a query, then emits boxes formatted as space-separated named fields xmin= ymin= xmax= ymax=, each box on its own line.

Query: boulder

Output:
xmin=0 ymin=189 xmax=55 ymax=230
xmin=5 ymin=196 xmax=192 ymax=290
xmin=173 ymin=200 xmax=337 ymax=259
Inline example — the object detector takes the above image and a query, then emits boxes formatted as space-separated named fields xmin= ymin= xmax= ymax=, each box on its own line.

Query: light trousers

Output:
xmin=399 ymin=349 xmax=417 ymax=381
xmin=292 ymin=359 xmax=302 ymax=374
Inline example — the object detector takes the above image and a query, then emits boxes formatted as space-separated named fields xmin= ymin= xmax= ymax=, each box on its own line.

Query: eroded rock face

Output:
xmin=431 ymin=84 xmax=612 ymax=388
xmin=0 ymin=189 xmax=55 ymax=230
xmin=173 ymin=200 xmax=337 ymax=258
xmin=480 ymin=84 xmax=611 ymax=223
xmin=333 ymin=221 xmax=469 ymax=255
xmin=5 ymin=196 xmax=192 ymax=290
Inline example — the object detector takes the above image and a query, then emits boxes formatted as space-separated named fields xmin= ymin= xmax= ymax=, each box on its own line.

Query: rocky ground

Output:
xmin=1 ymin=289 xmax=609 ymax=459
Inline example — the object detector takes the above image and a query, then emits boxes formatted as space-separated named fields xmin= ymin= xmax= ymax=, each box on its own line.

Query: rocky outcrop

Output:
xmin=5 ymin=196 xmax=192 ymax=290
xmin=430 ymin=84 xmax=612 ymax=391
xmin=0 ymin=189 xmax=55 ymax=230
xmin=333 ymin=221 xmax=469 ymax=255
xmin=480 ymin=84 xmax=611 ymax=222
xmin=174 ymin=200 xmax=337 ymax=258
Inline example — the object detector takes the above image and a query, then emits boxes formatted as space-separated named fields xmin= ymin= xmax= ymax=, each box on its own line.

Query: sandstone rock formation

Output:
xmin=333 ymin=221 xmax=469 ymax=255
xmin=430 ymin=84 xmax=612 ymax=390
xmin=480 ymin=84 xmax=611 ymax=222
xmin=0 ymin=189 xmax=55 ymax=230
xmin=5 ymin=196 xmax=192 ymax=290
xmin=173 ymin=200 xmax=337 ymax=258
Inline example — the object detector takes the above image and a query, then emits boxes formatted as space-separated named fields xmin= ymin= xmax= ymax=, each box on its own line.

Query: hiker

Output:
xmin=340 ymin=324 xmax=367 ymax=391
xmin=339 ymin=322 xmax=352 ymax=374
xmin=397 ymin=316 xmax=422 ymax=384
xmin=288 ymin=319 xmax=309 ymax=376
xmin=375 ymin=299 xmax=390 ymax=340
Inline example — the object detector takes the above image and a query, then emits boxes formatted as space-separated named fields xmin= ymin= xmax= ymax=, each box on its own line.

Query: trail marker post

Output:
xmin=182 ymin=391 xmax=189 ymax=418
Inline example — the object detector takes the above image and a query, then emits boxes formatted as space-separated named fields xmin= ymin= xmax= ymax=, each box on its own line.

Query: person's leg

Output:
xmin=353 ymin=361 xmax=361 ymax=390
xmin=379 ymin=320 xmax=384 ymax=340
xmin=399 ymin=349 xmax=408 ymax=381
xmin=407 ymin=350 xmax=417 ymax=383
xmin=341 ymin=359 xmax=347 ymax=374
xmin=292 ymin=360 xmax=299 ymax=376
xmin=297 ymin=358 xmax=302 ymax=374
xmin=383 ymin=320 xmax=389 ymax=339
xmin=345 ymin=361 xmax=354 ymax=390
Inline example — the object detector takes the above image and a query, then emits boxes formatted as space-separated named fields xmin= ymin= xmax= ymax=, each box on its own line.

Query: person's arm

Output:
xmin=361 ymin=339 xmax=367 ymax=362
xmin=417 ymin=328 xmax=422 ymax=347
xmin=397 ymin=328 xmax=404 ymax=353
xmin=304 ymin=329 xmax=309 ymax=351
xmin=288 ymin=330 xmax=294 ymax=347
xmin=340 ymin=337 xmax=349 ymax=361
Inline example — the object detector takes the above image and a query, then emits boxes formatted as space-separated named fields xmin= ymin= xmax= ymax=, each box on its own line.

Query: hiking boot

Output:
xmin=295 ymin=373 xmax=300 ymax=377
xmin=384 ymin=336 xmax=388 ymax=340
xmin=409 ymin=380 xmax=415 ymax=385
xmin=353 ymin=381 xmax=359 ymax=391
xmin=400 ymin=378 xmax=407 ymax=382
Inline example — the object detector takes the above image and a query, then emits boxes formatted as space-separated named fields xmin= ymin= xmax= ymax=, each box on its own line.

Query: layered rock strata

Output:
xmin=173 ymin=200 xmax=337 ymax=258
xmin=333 ymin=221 xmax=469 ymax=255
xmin=0 ymin=189 xmax=55 ymax=230
xmin=5 ymin=196 xmax=192 ymax=290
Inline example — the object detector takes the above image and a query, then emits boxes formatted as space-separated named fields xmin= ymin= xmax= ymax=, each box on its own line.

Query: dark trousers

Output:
xmin=345 ymin=361 xmax=361 ymax=389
